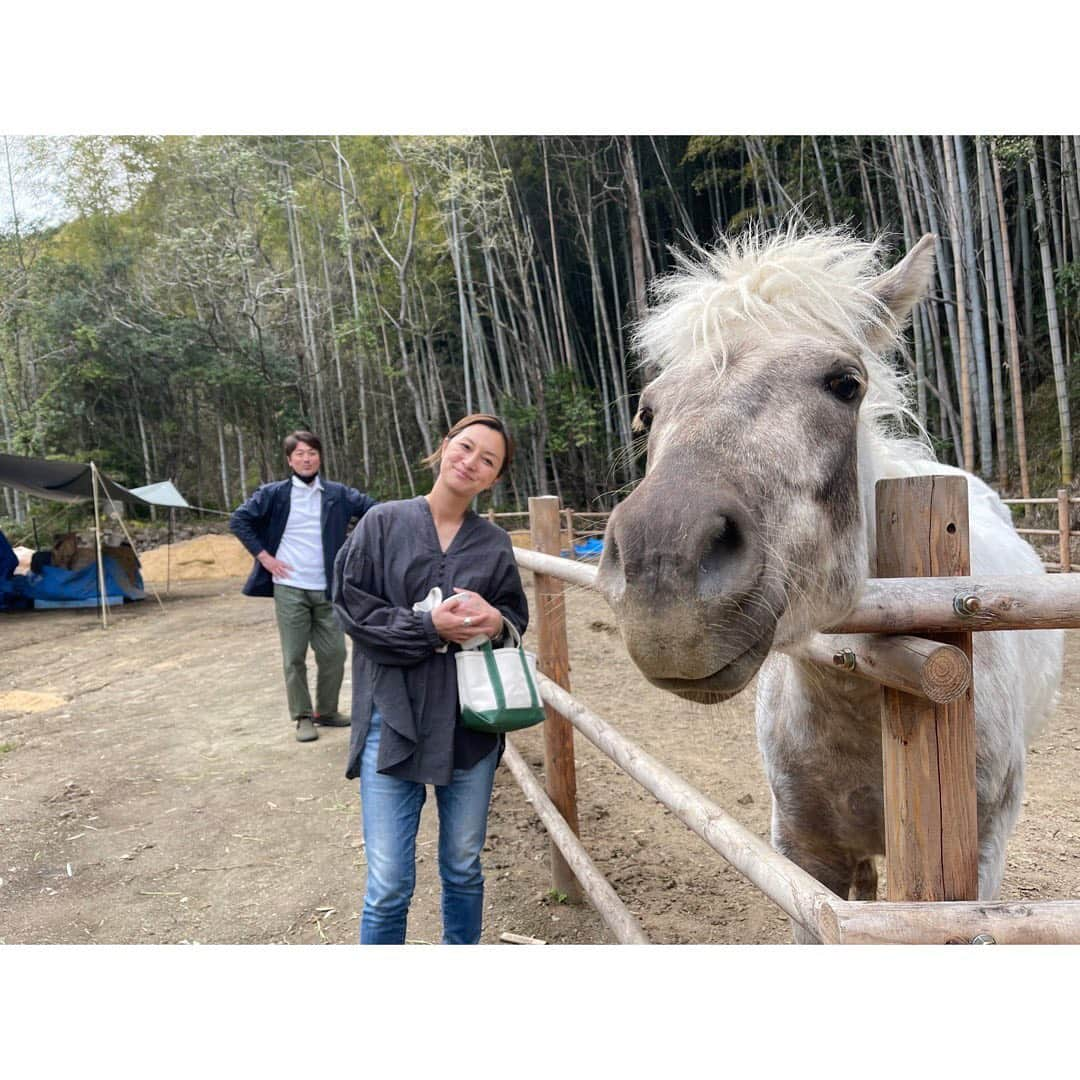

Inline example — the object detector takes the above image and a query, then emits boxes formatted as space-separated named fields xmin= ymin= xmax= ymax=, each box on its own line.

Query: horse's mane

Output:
xmin=633 ymin=222 xmax=932 ymax=458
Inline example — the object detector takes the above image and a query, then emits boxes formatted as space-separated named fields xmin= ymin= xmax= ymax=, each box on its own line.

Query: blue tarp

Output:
xmin=0 ymin=528 xmax=144 ymax=610
xmin=573 ymin=537 xmax=604 ymax=559
xmin=0 ymin=529 xmax=15 ymax=582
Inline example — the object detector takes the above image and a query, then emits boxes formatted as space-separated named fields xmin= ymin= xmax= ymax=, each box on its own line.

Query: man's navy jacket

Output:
xmin=230 ymin=477 xmax=376 ymax=598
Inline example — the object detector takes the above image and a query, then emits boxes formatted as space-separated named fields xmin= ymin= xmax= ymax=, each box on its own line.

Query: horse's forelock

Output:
xmin=634 ymin=227 xmax=925 ymax=451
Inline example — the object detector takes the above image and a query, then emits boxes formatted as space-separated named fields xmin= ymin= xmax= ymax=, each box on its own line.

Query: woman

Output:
xmin=332 ymin=414 xmax=528 ymax=944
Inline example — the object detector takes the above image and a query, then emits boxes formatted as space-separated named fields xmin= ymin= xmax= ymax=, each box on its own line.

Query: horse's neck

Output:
xmin=857 ymin=432 xmax=929 ymax=576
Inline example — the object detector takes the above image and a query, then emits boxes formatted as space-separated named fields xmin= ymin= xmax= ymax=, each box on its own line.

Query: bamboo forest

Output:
xmin=1 ymin=135 xmax=1077 ymax=521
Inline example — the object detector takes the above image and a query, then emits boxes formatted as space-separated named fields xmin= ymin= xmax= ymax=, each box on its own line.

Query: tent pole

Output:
xmin=91 ymin=462 xmax=108 ymax=630
xmin=167 ymin=508 xmax=173 ymax=595
xmin=100 ymin=488 xmax=164 ymax=611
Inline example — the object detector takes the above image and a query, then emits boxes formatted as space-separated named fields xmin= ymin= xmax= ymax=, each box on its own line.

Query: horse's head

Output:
xmin=597 ymin=228 xmax=935 ymax=703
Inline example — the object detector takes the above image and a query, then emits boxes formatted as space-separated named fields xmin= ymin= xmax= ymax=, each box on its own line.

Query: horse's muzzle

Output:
xmin=597 ymin=476 xmax=780 ymax=691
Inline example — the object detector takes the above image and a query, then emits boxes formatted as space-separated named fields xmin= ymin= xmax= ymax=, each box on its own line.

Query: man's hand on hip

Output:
xmin=257 ymin=550 xmax=294 ymax=579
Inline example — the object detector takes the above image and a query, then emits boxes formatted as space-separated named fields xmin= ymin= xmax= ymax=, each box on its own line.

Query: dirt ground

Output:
xmin=2 ymin=561 xmax=1079 ymax=945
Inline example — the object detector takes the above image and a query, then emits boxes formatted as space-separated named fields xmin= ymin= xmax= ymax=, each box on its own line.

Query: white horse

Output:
xmin=596 ymin=226 xmax=1064 ymax=941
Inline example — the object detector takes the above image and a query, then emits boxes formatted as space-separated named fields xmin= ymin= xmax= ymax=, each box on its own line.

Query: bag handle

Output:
xmin=461 ymin=615 xmax=523 ymax=651
xmin=474 ymin=617 xmax=539 ymax=712
xmin=499 ymin=616 xmax=523 ymax=648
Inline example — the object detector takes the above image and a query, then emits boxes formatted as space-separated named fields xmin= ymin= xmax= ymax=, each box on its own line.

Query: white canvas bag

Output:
xmin=456 ymin=618 xmax=545 ymax=733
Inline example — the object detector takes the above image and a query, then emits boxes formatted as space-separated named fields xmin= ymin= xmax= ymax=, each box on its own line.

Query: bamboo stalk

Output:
xmin=1059 ymin=489 xmax=1072 ymax=575
xmin=501 ymin=740 xmax=649 ymax=944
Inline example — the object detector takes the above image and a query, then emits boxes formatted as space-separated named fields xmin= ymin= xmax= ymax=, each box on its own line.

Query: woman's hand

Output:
xmin=431 ymin=588 xmax=503 ymax=644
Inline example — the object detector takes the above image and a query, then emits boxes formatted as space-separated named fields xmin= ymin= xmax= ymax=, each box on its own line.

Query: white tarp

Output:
xmin=127 ymin=481 xmax=190 ymax=509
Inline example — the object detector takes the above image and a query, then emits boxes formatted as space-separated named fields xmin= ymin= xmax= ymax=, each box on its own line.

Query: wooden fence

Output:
xmin=1002 ymin=490 xmax=1078 ymax=572
xmin=502 ymin=486 xmax=1080 ymax=944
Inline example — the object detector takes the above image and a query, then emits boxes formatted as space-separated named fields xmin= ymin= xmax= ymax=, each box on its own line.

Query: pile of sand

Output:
xmin=139 ymin=534 xmax=253 ymax=583
xmin=0 ymin=690 xmax=66 ymax=714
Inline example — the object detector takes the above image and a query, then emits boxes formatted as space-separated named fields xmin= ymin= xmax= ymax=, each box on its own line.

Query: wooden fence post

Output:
xmin=529 ymin=495 xmax=582 ymax=902
xmin=1058 ymin=488 xmax=1071 ymax=573
xmin=876 ymin=476 xmax=978 ymax=902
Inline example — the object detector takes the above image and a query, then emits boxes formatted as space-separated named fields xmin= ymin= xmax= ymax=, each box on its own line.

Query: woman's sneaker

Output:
xmin=295 ymin=715 xmax=318 ymax=742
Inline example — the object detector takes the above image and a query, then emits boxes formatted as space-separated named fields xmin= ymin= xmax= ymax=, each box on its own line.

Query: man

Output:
xmin=231 ymin=431 xmax=376 ymax=743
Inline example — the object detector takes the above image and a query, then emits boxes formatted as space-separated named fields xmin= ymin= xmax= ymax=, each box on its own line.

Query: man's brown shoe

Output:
xmin=313 ymin=713 xmax=350 ymax=727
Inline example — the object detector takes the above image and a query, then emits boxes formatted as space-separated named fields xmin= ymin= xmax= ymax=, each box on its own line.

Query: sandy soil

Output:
xmin=2 ymin=564 xmax=1078 ymax=946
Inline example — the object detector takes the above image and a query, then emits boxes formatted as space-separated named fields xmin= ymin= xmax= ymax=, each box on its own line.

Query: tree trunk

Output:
xmin=952 ymin=136 xmax=993 ymax=477
xmin=941 ymin=136 xmax=976 ymax=472
xmin=990 ymin=149 xmax=1031 ymax=498
xmin=1062 ymin=136 xmax=1080 ymax=264
xmin=217 ymin=409 xmax=230 ymax=509
xmin=1042 ymin=136 xmax=1064 ymax=270
xmin=811 ymin=135 xmax=836 ymax=225
xmin=855 ymin=136 xmax=880 ymax=233
xmin=1016 ymin=163 xmax=1036 ymax=364
xmin=975 ymin=137 xmax=1008 ymax=488
xmin=1029 ymin=153 xmax=1073 ymax=485
xmin=622 ymin=136 xmax=649 ymax=320
xmin=333 ymin=135 xmax=370 ymax=482
xmin=910 ymin=136 xmax=963 ymax=443
xmin=542 ymin=139 xmax=574 ymax=367
xmin=446 ymin=193 xmax=475 ymax=413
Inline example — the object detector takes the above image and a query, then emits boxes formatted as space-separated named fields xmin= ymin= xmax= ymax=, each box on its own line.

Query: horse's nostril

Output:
xmin=698 ymin=515 xmax=747 ymax=597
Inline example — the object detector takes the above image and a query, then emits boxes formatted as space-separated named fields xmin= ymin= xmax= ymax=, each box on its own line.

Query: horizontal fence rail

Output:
xmin=501 ymin=740 xmax=650 ymax=944
xmin=536 ymin=675 xmax=842 ymax=941
xmin=826 ymin=575 xmax=1080 ymax=634
xmin=799 ymin=632 xmax=971 ymax=703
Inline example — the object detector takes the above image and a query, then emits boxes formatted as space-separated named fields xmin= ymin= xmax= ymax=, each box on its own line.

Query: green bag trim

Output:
xmin=480 ymin=642 xmax=505 ymax=711
xmin=461 ymin=705 xmax=546 ymax=733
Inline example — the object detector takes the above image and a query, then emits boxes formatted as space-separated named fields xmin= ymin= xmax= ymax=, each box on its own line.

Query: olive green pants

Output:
xmin=273 ymin=585 xmax=347 ymax=721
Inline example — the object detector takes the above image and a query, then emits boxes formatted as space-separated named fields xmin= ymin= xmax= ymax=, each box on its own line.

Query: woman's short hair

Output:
xmin=422 ymin=414 xmax=514 ymax=478
xmin=284 ymin=430 xmax=322 ymax=457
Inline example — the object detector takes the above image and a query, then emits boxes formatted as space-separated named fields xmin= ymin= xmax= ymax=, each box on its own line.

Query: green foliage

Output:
xmin=991 ymin=136 xmax=1037 ymax=168
xmin=542 ymin=369 xmax=599 ymax=456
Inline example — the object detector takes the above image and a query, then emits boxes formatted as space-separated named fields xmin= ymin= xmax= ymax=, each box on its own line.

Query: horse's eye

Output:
xmin=634 ymin=405 xmax=654 ymax=433
xmin=825 ymin=373 xmax=863 ymax=404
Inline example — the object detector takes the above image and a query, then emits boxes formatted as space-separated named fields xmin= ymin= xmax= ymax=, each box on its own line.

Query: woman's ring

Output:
xmin=463 ymin=616 xmax=472 ymax=627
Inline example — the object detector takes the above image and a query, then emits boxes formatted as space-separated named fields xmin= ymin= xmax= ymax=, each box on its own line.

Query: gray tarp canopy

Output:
xmin=0 ymin=453 xmax=186 ymax=508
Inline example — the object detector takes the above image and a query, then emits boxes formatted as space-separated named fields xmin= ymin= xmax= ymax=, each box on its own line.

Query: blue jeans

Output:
xmin=359 ymin=710 xmax=498 ymax=944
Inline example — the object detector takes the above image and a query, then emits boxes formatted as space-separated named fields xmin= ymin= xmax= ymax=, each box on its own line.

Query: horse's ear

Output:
xmin=866 ymin=233 xmax=936 ymax=349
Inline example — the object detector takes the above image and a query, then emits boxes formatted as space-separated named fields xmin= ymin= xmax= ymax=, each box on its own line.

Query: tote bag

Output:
xmin=456 ymin=619 xmax=545 ymax=733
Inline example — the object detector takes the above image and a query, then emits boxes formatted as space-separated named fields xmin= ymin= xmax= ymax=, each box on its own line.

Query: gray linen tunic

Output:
xmin=332 ymin=497 xmax=529 ymax=786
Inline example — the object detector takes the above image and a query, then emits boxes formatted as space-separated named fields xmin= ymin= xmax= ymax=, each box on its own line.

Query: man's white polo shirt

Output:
xmin=273 ymin=475 xmax=326 ymax=592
